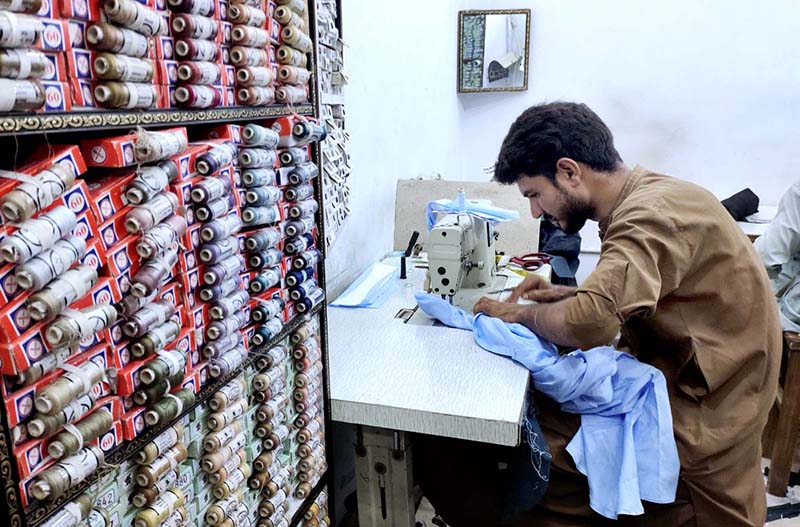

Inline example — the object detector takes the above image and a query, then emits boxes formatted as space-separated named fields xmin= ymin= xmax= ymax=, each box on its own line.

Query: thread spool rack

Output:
xmin=0 ymin=0 xmax=340 ymax=525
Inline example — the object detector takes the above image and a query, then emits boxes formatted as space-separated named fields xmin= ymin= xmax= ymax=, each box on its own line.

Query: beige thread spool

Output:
xmin=15 ymin=347 xmax=73 ymax=387
xmin=30 ymin=445 xmax=104 ymax=501
xmin=276 ymin=45 xmax=307 ymax=68
xmin=273 ymin=5 xmax=306 ymax=32
xmin=132 ymin=370 xmax=184 ymax=406
xmin=47 ymin=407 xmax=113 ymax=459
xmin=93 ymin=53 xmax=154 ymax=82
xmin=144 ymin=389 xmax=195 ymax=427
xmin=131 ymin=468 xmax=178 ymax=507
xmin=297 ymin=416 xmax=322 ymax=444
xmin=94 ymin=81 xmax=158 ymax=109
xmin=261 ymin=345 xmax=288 ymax=370
xmin=252 ymin=368 xmax=284 ymax=392
xmin=258 ymin=489 xmax=286 ymax=517
xmin=280 ymin=26 xmax=312 ymax=52
xmin=230 ymin=45 xmax=268 ymax=67
xmin=201 ymin=432 xmax=246 ymax=472
xmin=28 ymin=391 xmax=97 ymax=438
xmin=136 ymin=443 xmax=188 ymax=486
xmin=235 ymin=66 xmax=274 ymax=87
xmin=103 ymin=0 xmax=169 ymax=36
xmin=295 ymin=481 xmax=313 ymax=499
xmin=46 ymin=304 xmax=118 ymax=348
xmin=231 ymin=25 xmax=268 ymax=47
xmin=2 ymin=163 xmax=76 ymax=224
xmin=254 ymin=421 xmax=273 ymax=439
xmin=86 ymin=23 xmax=150 ymax=57
xmin=134 ymin=129 xmax=188 ymax=164
xmin=134 ymin=423 xmax=184 ymax=464
xmin=263 ymin=424 xmax=290 ymax=451
xmin=205 ymin=489 xmax=244 ymax=526
xmin=255 ymin=394 xmax=287 ymax=423
xmin=276 ymin=84 xmax=308 ymax=104
xmin=295 ymin=362 xmax=322 ymax=389
xmin=39 ymin=493 xmax=93 ymax=526
xmin=159 ymin=506 xmax=188 ymax=527
xmin=228 ymin=3 xmax=266 ymax=26
xmin=263 ymin=468 xmax=291 ymax=498
xmin=202 ymin=420 xmax=243 ymax=452
xmin=35 ymin=360 xmax=105 ymax=415
xmin=27 ymin=264 xmax=98 ymax=321
xmin=275 ymin=0 xmax=305 ymax=15
xmin=208 ymin=450 xmax=245 ymax=485
xmin=133 ymin=487 xmax=184 ymax=527
xmin=237 ymin=86 xmax=274 ymax=106
xmin=208 ymin=377 xmax=247 ymax=411
xmin=132 ymin=319 xmax=182 ymax=359
xmin=0 ymin=0 xmax=43 ymax=14
xmin=297 ymin=433 xmax=322 ymax=458
xmin=207 ymin=398 xmax=249 ymax=431
xmin=252 ymin=450 xmax=273 ymax=473
xmin=278 ymin=65 xmax=310 ymax=86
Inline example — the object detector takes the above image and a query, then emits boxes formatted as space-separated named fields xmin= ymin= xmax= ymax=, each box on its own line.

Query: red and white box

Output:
xmin=105 ymin=234 xmax=143 ymax=277
xmin=121 ymin=406 xmax=146 ymax=440
xmin=81 ymin=127 xmax=188 ymax=168
xmin=34 ymin=18 xmax=70 ymax=52
xmin=156 ymin=59 xmax=179 ymax=86
xmin=41 ymin=51 xmax=67 ymax=82
xmin=68 ymin=18 xmax=88 ymax=48
xmin=68 ymin=77 xmax=96 ymax=107
xmin=65 ymin=48 xmax=95 ymax=80
xmin=86 ymin=170 xmax=136 ymax=224
xmin=154 ymin=36 xmax=175 ymax=60
xmin=59 ymin=0 xmax=103 ymax=21
xmin=40 ymin=80 xmax=72 ymax=112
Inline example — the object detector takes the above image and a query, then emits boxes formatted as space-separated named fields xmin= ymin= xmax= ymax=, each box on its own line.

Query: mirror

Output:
xmin=458 ymin=9 xmax=531 ymax=93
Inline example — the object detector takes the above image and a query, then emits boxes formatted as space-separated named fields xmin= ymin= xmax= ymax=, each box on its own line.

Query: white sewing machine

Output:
xmin=426 ymin=211 xmax=516 ymax=312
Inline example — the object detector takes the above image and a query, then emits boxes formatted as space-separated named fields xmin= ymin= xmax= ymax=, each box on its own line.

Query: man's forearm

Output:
xmin=512 ymin=300 xmax=582 ymax=347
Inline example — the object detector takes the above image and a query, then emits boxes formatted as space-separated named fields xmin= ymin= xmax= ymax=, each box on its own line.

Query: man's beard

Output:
xmin=555 ymin=183 xmax=595 ymax=234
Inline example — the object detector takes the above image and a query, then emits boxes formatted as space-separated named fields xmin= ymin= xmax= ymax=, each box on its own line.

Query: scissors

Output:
xmin=510 ymin=252 xmax=551 ymax=271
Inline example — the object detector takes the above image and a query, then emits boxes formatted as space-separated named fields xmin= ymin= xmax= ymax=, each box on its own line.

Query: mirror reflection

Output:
xmin=459 ymin=10 xmax=530 ymax=92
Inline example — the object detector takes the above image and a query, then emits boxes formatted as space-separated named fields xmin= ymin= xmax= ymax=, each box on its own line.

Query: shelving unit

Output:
xmin=0 ymin=1 xmax=343 ymax=525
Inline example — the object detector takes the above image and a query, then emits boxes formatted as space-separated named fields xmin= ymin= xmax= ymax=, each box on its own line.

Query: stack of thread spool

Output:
xmin=273 ymin=0 xmax=311 ymax=104
xmin=0 ymin=11 xmax=47 ymax=112
xmin=201 ymin=374 xmax=252 ymax=526
xmin=130 ymin=424 xmax=190 ymax=527
xmin=0 ymin=148 xmax=118 ymax=502
xmin=187 ymin=139 xmax=251 ymax=380
xmin=290 ymin=318 xmax=326 ymax=500
xmin=230 ymin=0 xmax=274 ymax=106
xmin=39 ymin=490 xmax=107 ymax=527
xmin=88 ymin=0 xmax=170 ymax=109
xmin=301 ymin=489 xmax=330 ymax=527
xmin=168 ymin=0 xmax=225 ymax=108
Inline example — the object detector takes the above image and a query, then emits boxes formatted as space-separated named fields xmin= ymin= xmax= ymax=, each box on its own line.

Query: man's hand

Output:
xmin=473 ymin=297 xmax=523 ymax=323
xmin=507 ymin=273 xmax=577 ymax=303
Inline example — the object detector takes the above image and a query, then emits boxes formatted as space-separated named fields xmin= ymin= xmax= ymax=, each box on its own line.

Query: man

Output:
xmin=466 ymin=102 xmax=780 ymax=526
xmin=754 ymin=180 xmax=800 ymax=332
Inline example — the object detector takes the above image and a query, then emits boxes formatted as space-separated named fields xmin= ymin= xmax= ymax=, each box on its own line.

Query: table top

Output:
xmin=327 ymin=262 xmax=541 ymax=446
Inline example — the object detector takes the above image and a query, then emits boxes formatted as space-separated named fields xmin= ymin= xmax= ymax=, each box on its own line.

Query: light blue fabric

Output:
xmin=425 ymin=198 xmax=519 ymax=231
xmin=414 ymin=292 xmax=679 ymax=519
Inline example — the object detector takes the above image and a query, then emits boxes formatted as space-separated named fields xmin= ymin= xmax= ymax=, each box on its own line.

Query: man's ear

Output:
xmin=555 ymin=158 xmax=582 ymax=188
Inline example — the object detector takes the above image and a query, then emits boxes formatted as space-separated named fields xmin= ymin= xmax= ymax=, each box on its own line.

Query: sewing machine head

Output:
xmin=426 ymin=212 xmax=498 ymax=310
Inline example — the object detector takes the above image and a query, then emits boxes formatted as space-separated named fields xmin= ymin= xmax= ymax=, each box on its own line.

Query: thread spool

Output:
xmin=242 ymin=205 xmax=280 ymax=226
xmin=209 ymin=345 xmax=247 ymax=377
xmin=244 ymin=228 xmax=281 ymax=251
xmin=297 ymin=433 xmax=321 ymax=458
xmin=39 ymin=493 xmax=93 ymax=527
xmin=168 ymin=0 xmax=214 ymax=15
xmin=250 ymin=318 xmax=282 ymax=346
xmin=208 ymin=450 xmax=245 ymax=484
xmin=124 ymin=299 xmax=176 ymax=338
xmin=202 ymin=330 xmax=241 ymax=359
xmin=86 ymin=23 xmax=150 ymax=57
xmin=205 ymin=490 xmax=244 ymax=526
xmin=199 ymin=276 xmax=239 ymax=302
xmin=144 ymin=389 xmax=195 ymax=427
xmin=200 ymin=213 xmax=242 ymax=242
xmin=15 ymin=347 xmax=73 ymax=387
xmin=131 ymin=468 xmax=178 ymax=507
xmin=287 ymin=163 xmax=318 ymax=186
xmin=15 ymin=236 xmax=85 ymax=292
xmin=263 ymin=468 xmax=290 ymax=499
xmin=171 ymin=13 xmax=218 ymax=39
xmin=35 ymin=359 xmax=105 ymax=416
xmin=28 ymin=391 xmax=97 ymax=438
xmin=134 ymin=424 xmax=184 ymax=464
xmin=258 ymin=489 xmax=287 ymax=517
xmin=174 ymin=84 xmax=222 ymax=108
xmin=248 ymin=267 xmax=281 ymax=294
xmin=248 ymin=248 xmax=282 ymax=270
xmin=177 ymin=60 xmax=220 ymax=84
xmin=263 ymin=344 xmax=288 ymax=370
xmin=175 ymin=38 xmax=219 ymax=61
xmin=0 ymin=78 xmax=45 ymax=111
xmin=263 ymin=424 xmax=290 ymax=451
xmin=0 ymin=0 xmax=43 ymax=14
xmin=252 ymin=366 xmax=283 ymax=392
xmin=252 ymin=450 xmax=273 ymax=473
xmin=1 ymin=162 xmax=75 ymax=224
xmin=295 ymin=387 xmax=321 ymax=413
xmin=292 ymin=321 xmax=319 ymax=344
xmin=289 ymin=278 xmax=317 ymax=301
xmin=205 ymin=309 xmax=247 ymax=339
xmin=201 ymin=432 xmax=246 ymax=471
xmin=93 ymin=53 xmax=154 ymax=82
xmin=138 ymin=348 xmax=185 ymax=385
xmin=119 ymin=289 xmax=158 ymax=318
xmin=278 ymin=147 xmax=307 ymax=166
xmin=103 ymin=0 xmax=168 ymax=36
xmin=273 ymin=5 xmax=306 ymax=32
xmin=136 ymin=215 xmax=187 ymax=259
xmin=26 ymin=264 xmax=98 ymax=321
xmin=191 ymin=176 xmax=231 ymax=204
xmin=222 ymin=503 xmax=251 ymax=527
xmin=255 ymin=395 xmax=287 ymax=423
xmin=207 ymin=398 xmax=248 ymax=431
xmin=284 ymin=183 xmax=314 ymax=203
xmin=136 ymin=443 xmax=187 ymax=485
xmin=237 ymin=86 xmax=275 ymax=106
xmin=285 ymin=217 xmax=314 ymax=238
xmin=125 ymin=192 xmax=179 ymax=233
xmin=231 ymin=25 xmax=268 ymax=47
xmin=228 ymin=3 xmax=265 ymax=26
xmin=0 ymin=205 xmax=76 ymax=264
xmin=276 ymin=45 xmax=307 ymax=68
xmin=203 ymin=254 xmax=245 ymax=286
xmin=293 ymin=248 xmax=321 ymax=270
xmin=288 ymin=200 xmax=318 ymax=222
xmin=243 ymin=186 xmax=279 ymax=208
xmin=202 ymin=419 xmax=242 ymax=451
xmin=250 ymin=298 xmax=285 ymax=323
xmin=196 ymin=142 xmax=238 ymax=176
xmin=235 ymin=66 xmax=274 ymax=87
xmin=209 ymin=289 xmax=249 ymax=320
xmin=133 ymin=370 xmax=184 ymax=405
xmin=195 ymin=194 xmax=235 ymax=222
xmin=276 ymin=0 xmax=305 ymax=14
xmin=133 ymin=487 xmax=184 ymax=527
xmin=198 ymin=237 xmax=238 ymax=267
xmin=48 ymin=407 xmax=113 ymax=459
xmin=248 ymin=470 xmax=270 ymax=490
xmin=0 ymin=12 xmax=44 ymax=47
xmin=276 ymin=64 xmax=310 ymax=86
xmin=160 ymin=506 xmax=188 ymax=527
xmin=280 ymin=25 xmax=312 ymax=52
xmin=46 ymin=304 xmax=118 ymax=348
xmin=133 ymin=320 xmax=183 ymax=360
xmin=212 ymin=464 xmax=251 ymax=499
xmin=294 ymin=406 xmax=319 ymax=429
xmin=230 ymin=45 xmax=268 ymax=67
xmin=241 ymin=168 xmax=276 ymax=188
xmin=239 ymin=148 xmax=276 ymax=169
xmin=94 ymin=81 xmax=158 ymax=109
xmin=31 ymin=445 xmax=104 ymax=500
xmin=295 ymin=363 xmax=322 ymax=390
xmin=293 ymin=120 xmax=327 ymax=143
xmin=134 ymin=129 xmax=188 ymax=164
xmin=284 ymin=234 xmax=314 ymax=256
xmin=285 ymin=267 xmax=313 ymax=289
xmin=275 ymin=85 xmax=308 ymax=104
xmin=295 ymin=481 xmax=313 ymax=500
xmin=125 ymin=165 xmax=173 ymax=205
xmin=131 ymin=250 xmax=178 ymax=298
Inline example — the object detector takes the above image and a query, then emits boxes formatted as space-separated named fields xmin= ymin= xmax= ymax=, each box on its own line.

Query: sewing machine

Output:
xmin=426 ymin=211 xmax=513 ymax=312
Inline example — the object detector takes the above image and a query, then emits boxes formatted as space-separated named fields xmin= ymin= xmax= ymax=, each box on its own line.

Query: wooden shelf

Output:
xmin=21 ymin=300 xmax=325 ymax=527
xmin=0 ymin=104 xmax=314 ymax=135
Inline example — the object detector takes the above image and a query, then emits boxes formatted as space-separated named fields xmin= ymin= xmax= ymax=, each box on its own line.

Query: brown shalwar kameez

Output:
xmin=416 ymin=167 xmax=781 ymax=527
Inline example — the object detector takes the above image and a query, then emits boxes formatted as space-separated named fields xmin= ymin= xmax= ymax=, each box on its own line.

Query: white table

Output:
xmin=327 ymin=261 xmax=549 ymax=526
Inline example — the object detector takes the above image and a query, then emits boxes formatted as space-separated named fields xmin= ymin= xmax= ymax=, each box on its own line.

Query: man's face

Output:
xmin=517 ymin=174 xmax=594 ymax=234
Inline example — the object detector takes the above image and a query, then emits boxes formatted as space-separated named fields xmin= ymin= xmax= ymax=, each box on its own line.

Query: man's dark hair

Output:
xmin=494 ymin=102 xmax=622 ymax=184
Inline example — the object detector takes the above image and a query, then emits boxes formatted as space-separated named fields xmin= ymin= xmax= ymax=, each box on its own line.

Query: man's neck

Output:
xmin=590 ymin=164 xmax=632 ymax=223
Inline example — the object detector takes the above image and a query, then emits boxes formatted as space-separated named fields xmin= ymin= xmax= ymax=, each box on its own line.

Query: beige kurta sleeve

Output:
xmin=562 ymin=200 xmax=694 ymax=349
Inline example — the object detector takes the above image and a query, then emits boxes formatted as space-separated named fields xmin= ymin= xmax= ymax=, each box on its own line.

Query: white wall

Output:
xmin=333 ymin=0 xmax=800 ymax=290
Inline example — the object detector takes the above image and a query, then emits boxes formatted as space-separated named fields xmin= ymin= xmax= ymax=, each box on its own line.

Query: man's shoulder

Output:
xmin=619 ymin=169 xmax=720 ymax=217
